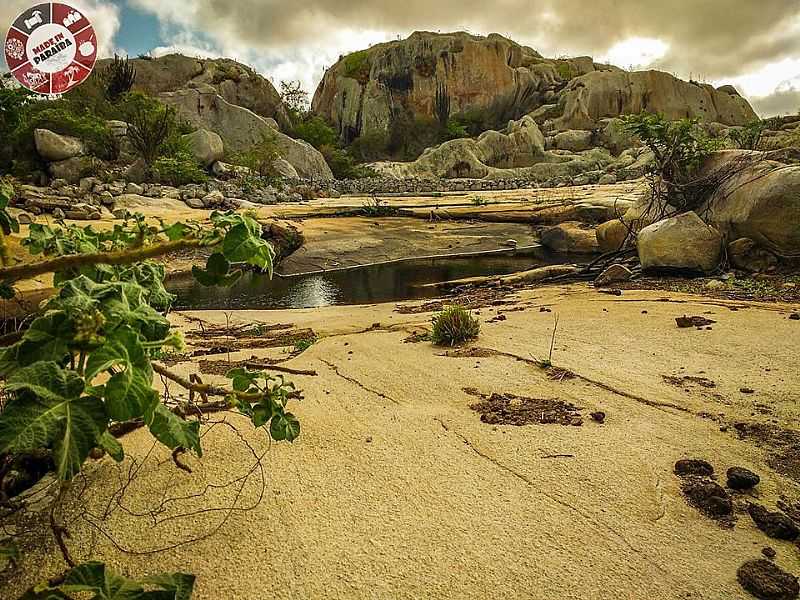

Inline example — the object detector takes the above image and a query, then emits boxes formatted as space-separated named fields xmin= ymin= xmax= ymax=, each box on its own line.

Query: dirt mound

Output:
xmin=737 ymin=559 xmax=799 ymax=600
xmin=467 ymin=391 xmax=583 ymax=426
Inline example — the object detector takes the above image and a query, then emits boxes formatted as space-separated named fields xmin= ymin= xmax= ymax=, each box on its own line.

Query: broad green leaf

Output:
xmin=0 ymin=362 xmax=107 ymax=480
xmin=145 ymin=403 xmax=202 ymax=457
xmin=97 ymin=431 xmax=124 ymax=462
xmin=141 ymin=573 xmax=196 ymax=600
xmin=270 ymin=412 xmax=300 ymax=442
xmin=225 ymin=367 xmax=261 ymax=393
xmin=15 ymin=311 xmax=72 ymax=366
xmin=191 ymin=253 xmax=242 ymax=287
xmin=222 ymin=223 xmax=275 ymax=273
xmin=86 ymin=327 xmax=158 ymax=421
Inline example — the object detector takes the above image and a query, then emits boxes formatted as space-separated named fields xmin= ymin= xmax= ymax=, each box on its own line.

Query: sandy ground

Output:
xmin=4 ymin=284 xmax=800 ymax=599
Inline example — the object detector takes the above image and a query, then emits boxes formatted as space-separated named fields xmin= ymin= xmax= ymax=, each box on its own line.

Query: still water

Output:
xmin=169 ymin=247 xmax=575 ymax=310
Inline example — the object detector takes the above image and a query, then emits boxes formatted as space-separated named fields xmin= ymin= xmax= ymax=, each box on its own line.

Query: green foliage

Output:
xmin=226 ymin=368 xmax=300 ymax=440
xmin=279 ymin=80 xmax=310 ymax=123
xmin=622 ymin=112 xmax=723 ymax=211
xmin=103 ymin=54 xmax=137 ymax=102
xmin=121 ymin=93 xmax=180 ymax=165
xmin=727 ymin=118 xmax=779 ymax=151
xmin=319 ymin=145 xmax=377 ymax=179
xmin=231 ymin=132 xmax=282 ymax=180
xmin=342 ymin=50 xmax=371 ymax=83
xmin=471 ymin=196 xmax=489 ymax=206
xmin=555 ymin=61 xmax=576 ymax=80
xmin=430 ymin=305 xmax=480 ymax=346
xmin=292 ymin=115 xmax=337 ymax=149
xmin=19 ymin=560 xmax=195 ymax=599
xmin=348 ymin=131 xmax=390 ymax=162
xmin=293 ymin=336 xmax=316 ymax=354
xmin=1 ymin=210 xmax=285 ymax=483
xmin=153 ymin=149 xmax=208 ymax=186
xmin=360 ymin=197 xmax=397 ymax=217
xmin=444 ymin=118 xmax=470 ymax=140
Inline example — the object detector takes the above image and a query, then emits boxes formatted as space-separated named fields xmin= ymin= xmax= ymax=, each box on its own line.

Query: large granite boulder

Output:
xmin=96 ymin=54 xmax=291 ymax=130
xmin=637 ymin=212 xmax=723 ymax=272
xmin=540 ymin=221 xmax=600 ymax=254
xmin=34 ymin=129 xmax=85 ymax=161
xmin=182 ymin=129 xmax=224 ymax=167
xmin=554 ymin=70 xmax=757 ymax=131
xmin=699 ymin=151 xmax=800 ymax=257
xmin=312 ymin=31 xmax=615 ymax=141
xmin=161 ymin=88 xmax=333 ymax=181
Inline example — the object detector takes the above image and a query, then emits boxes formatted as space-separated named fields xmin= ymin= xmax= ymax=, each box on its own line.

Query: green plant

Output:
xmin=103 ymin=54 xmax=137 ymax=102
xmin=430 ymin=305 xmax=480 ymax=346
xmin=0 ymin=209 xmax=297 ymax=594
xmin=293 ymin=336 xmax=317 ymax=354
xmin=556 ymin=61 xmax=576 ymax=80
xmin=360 ymin=196 xmax=397 ymax=217
xmin=232 ymin=132 xmax=282 ymax=180
xmin=444 ymin=117 xmax=470 ymax=140
xmin=342 ymin=50 xmax=371 ymax=84
xmin=121 ymin=93 xmax=179 ymax=165
xmin=727 ymin=118 xmax=779 ymax=151
xmin=279 ymin=80 xmax=310 ymax=123
xmin=293 ymin=115 xmax=337 ymax=149
xmin=153 ymin=150 xmax=208 ymax=186
xmin=471 ymin=196 xmax=489 ymax=206
xmin=319 ymin=145 xmax=376 ymax=179
xmin=622 ymin=112 xmax=724 ymax=214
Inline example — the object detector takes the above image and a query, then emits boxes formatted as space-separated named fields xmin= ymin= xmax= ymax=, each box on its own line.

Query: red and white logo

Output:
xmin=4 ymin=3 xmax=98 ymax=95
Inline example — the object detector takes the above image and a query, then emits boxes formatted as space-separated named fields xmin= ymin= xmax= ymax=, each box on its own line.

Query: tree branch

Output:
xmin=0 ymin=239 xmax=203 ymax=283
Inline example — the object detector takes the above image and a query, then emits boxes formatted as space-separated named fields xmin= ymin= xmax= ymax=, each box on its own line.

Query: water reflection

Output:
xmin=170 ymin=247 xmax=576 ymax=310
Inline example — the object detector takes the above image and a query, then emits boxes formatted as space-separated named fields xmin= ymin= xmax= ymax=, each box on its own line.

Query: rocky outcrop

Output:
xmin=312 ymin=31 xmax=617 ymax=142
xmin=183 ymin=129 xmax=224 ymax=167
xmin=699 ymin=151 xmax=800 ymax=257
xmin=637 ymin=212 xmax=723 ymax=272
xmin=540 ymin=221 xmax=600 ymax=254
xmin=313 ymin=31 xmax=756 ymax=144
xmin=553 ymin=70 xmax=757 ymax=131
xmin=34 ymin=129 xmax=85 ymax=161
xmin=160 ymin=87 xmax=333 ymax=181
xmin=98 ymin=54 xmax=291 ymax=130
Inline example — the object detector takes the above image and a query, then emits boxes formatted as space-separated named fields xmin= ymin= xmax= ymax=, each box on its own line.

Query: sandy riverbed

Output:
xmin=3 ymin=283 xmax=800 ymax=599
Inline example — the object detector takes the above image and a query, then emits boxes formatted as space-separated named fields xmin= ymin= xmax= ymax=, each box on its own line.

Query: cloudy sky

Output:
xmin=4 ymin=0 xmax=800 ymax=116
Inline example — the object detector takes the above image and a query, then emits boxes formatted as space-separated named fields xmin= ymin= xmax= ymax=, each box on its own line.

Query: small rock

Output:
xmin=748 ymin=503 xmax=800 ymax=540
xmin=503 ymin=239 xmax=518 ymax=248
xmin=16 ymin=212 xmax=33 ymax=225
xmin=590 ymin=411 xmax=606 ymax=424
xmin=674 ymin=459 xmax=714 ymax=477
xmin=569 ymin=416 xmax=583 ymax=427
xmin=762 ymin=547 xmax=777 ymax=559
xmin=741 ymin=387 xmax=755 ymax=394
xmin=789 ymin=313 xmax=800 ymax=321
xmin=737 ymin=559 xmax=799 ymax=600
xmin=705 ymin=279 xmax=726 ymax=290
xmin=125 ymin=182 xmax=144 ymax=195
xmin=727 ymin=466 xmax=760 ymax=490
xmin=99 ymin=191 xmax=115 ymax=206
xmin=594 ymin=264 xmax=633 ymax=287
xmin=53 ymin=208 xmax=65 ymax=220
xmin=185 ymin=198 xmax=206 ymax=209
xmin=112 ymin=208 xmax=128 ymax=220
xmin=201 ymin=190 xmax=225 ymax=207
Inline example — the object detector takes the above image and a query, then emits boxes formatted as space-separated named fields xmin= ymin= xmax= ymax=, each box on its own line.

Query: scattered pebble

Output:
xmin=748 ymin=503 xmax=800 ymax=541
xmin=762 ymin=547 xmax=777 ymax=559
xmin=674 ymin=458 xmax=714 ymax=477
xmin=741 ymin=387 xmax=756 ymax=394
xmin=737 ymin=559 xmax=799 ymax=600
xmin=727 ymin=466 xmax=760 ymax=490
xmin=789 ymin=313 xmax=800 ymax=321
xmin=590 ymin=411 xmax=606 ymax=424
xmin=682 ymin=478 xmax=733 ymax=518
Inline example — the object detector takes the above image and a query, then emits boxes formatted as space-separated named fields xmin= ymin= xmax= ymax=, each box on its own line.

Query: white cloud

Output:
xmin=599 ymin=37 xmax=668 ymax=70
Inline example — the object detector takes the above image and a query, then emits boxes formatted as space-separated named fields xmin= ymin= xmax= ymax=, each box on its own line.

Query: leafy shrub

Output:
xmin=231 ymin=132 xmax=282 ymax=179
xmin=153 ymin=150 xmax=208 ymax=186
xmin=342 ymin=50 xmax=371 ymax=83
xmin=556 ymin=61 xmax=576 ymax=80
xmin=280 ymin=80 xmax=310 ymax=123
xmin=120 ymin=93 xmax=180 ymax=165
xmin=103 ymin=54 xmax=137 ymax=102
xmin=319 ymin=145 xmax=376 ymax=179
xmin=348 ymin=131 xmax=390 ymax=162
xmin=430 ymin=305 xmax=481 ymax=346
xmin=445 ymin=117 xmax=470 ymax=140
xmin=727 ymin=118 xmax=779 ymax=150
xmin=623 ymin=112 xmax=724 ymax=214
xmin=293 ymin=115 xmax=337 ymax=149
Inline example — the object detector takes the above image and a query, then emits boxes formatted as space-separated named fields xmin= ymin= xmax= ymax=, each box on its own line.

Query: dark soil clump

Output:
xmin=681 ymin=477 xmax=733 ymax=521
xmin=468 ymin=391 xmax=582 ymax=427
xmin=737 ymin=559 xmax=799 ymax=600
xmin=674 ymin=459 xmax=714 ymax=477
xmin=748 ymin=504 xmax=800 ymax=541
xmin=728 ymin=466 xmax=760 ymax=490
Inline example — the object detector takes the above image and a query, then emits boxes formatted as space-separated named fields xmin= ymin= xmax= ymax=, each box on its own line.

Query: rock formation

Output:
xmin=97 ymin=54 xmax=291 ymax=130
xmin=312 ymin=31 xmax=757 ymax=145
xmin=160 ymin=86 xmax=333 ymax=181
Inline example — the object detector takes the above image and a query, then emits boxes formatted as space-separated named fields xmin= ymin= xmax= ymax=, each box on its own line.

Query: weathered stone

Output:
xmin=598 ymin=173 xmax=617 ymax=185
xmin=183 ymin=129 xmax=224 ymax=167
xmin=540 ymin=221 xmax=600 ymax=254
xmin=125 ymin=183 xmax=144 ymax=195
xmin=727 ymin=467 xmax=760 ymax=490
xmin=273 ymin=157 xmax=299 ymax=179
xmin=185 ymin=197 xmax=206 ymax=209
xmin=34 ymin=129 xmax=85 ymax=161
xmin=728 ymin=237 xmax=779 ymax=273
xmin=160 ymin=88 xmax=332 ymax=180
xmin=201 ymin=190 xmax=225 ymax=207
xmin=596 ymin=219 xmax=630 ymax=253
xmin=48 ymin=157 xmax=98 ymax=183
xmin=737 ymin=559 xmax=799 ymax=600
xmin=124 ymin=159 xmax=148 ymax=184
xmin=594 ymin=264 xmax=633 ymax=286
xmin=674 ymin=459 xmax=714 ymax=477
xmin=748 ymin=504 xmax=800 ymax=541
xmin=555 ymin=130 xmax=593 ymax=152
xmin=637 ymin=212 xmax=723 ymax=273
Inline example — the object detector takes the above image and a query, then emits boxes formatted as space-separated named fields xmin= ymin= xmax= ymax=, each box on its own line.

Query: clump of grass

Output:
xmin=430 ymin=305 xmax=480 ymax=346
xmin=293 ymin=336 xmax=317 ymax=354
